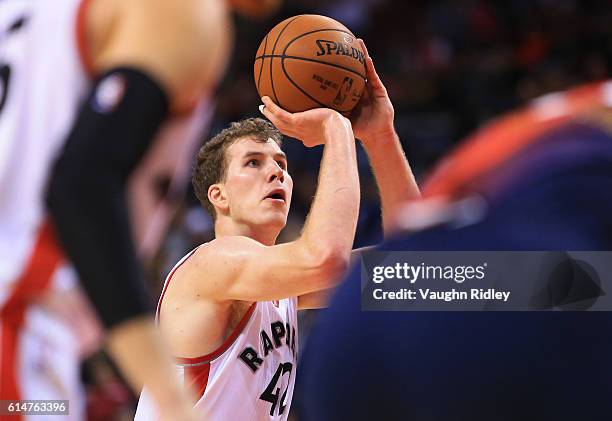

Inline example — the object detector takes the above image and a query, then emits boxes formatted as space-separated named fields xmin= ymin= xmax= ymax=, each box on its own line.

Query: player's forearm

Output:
xmin=301 ymin=115 xmax=360 ymax=265
xmin=362 ymin=130 xmax=420 ymax=237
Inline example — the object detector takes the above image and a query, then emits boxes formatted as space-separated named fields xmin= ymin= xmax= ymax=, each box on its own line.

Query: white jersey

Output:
xmin=0 ymin=0 xmax=86 ymax=406
xmin=0 ymin=0 xmax=87 ymax=302
xmin=0 ymin=0 xmax=211 ymax=302
xmin=135 ymin=248 xmax=299 ymax=421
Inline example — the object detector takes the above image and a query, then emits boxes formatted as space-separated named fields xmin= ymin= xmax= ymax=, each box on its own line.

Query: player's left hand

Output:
xmin=350 ymin=39 xmax=395 ymax=144
xmin=260 ymin=96 xmax=351 ymax=148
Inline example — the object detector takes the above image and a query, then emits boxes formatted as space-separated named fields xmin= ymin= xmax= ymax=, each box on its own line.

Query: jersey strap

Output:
xmin=172 ymin=303 xmax=257 ymax=400
xmin=174 ymin=303 xmax=257 ymax=366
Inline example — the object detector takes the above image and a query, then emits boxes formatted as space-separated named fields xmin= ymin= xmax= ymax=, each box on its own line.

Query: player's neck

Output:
xmin=215 ymin=218 xmax=279 ymax=246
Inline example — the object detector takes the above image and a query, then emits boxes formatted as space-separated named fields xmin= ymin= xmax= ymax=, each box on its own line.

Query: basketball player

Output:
xmin=135 ymin=38 xmax=420 ymax=419
xmin=299 ymin=81 xmax=612 ymax=420
xmin=0 ymin=0 xmax=279 ymax=420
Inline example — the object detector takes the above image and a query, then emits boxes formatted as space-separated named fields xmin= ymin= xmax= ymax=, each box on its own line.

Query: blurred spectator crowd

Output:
xmin=160 ymin=0 xmax=612 ymax=280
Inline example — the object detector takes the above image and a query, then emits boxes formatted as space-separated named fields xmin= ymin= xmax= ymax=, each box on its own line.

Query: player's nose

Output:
xmin=267 ymin=161 xmax=284 ymax=183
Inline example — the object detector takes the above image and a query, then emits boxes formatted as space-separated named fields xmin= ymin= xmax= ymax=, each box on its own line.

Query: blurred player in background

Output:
xmin=299 ymin=79 xmax=612 ymax=420
xmin=0 ymin=0 xmax=280 ymax=419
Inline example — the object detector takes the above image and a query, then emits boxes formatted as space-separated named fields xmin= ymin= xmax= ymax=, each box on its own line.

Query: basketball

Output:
xmin=254 ymin=15 xmax=366 ymax=114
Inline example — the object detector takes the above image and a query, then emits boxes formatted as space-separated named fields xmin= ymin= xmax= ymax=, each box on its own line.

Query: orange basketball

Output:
xmin=254 ymin=15 xmax=366 ymax=114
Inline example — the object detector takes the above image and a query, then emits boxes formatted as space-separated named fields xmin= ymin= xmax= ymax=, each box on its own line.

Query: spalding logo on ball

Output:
xmin=254 ymin=15 xmax=366 ymax=113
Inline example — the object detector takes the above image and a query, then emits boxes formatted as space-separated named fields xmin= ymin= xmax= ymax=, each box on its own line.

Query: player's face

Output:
xmin=223 ymin=137 xmax=292 ymax=229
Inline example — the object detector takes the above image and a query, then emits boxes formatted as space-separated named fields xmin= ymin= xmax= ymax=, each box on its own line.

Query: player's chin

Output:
xmin=260 ymin=208 xmax=288 ymax=227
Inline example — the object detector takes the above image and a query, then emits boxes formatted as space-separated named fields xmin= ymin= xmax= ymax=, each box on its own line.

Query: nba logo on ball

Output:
xmin=254 ymin=14 xmax=366 ymax=113
xmin=333 ymin=77 xmax=354 ymax=106
xmin=91 ymin=74 xmax=126 ymax=113
xmin=343 ymin=35 xmax=354 ymax=44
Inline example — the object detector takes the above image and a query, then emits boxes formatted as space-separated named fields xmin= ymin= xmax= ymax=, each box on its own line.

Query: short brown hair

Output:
xmin=192 ymin=118 xmax=283 ymax=219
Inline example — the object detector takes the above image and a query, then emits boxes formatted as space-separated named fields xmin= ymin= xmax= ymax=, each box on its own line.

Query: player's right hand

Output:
xmin=349 ymin=39 xmax=395 ymax=145
xmin=260 ymin=96 xmax=352 ymax=148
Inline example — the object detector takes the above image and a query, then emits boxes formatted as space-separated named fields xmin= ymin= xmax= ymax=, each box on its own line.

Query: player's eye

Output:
xmin=246 ymin=159 xmax=259 ymax=167
xmin=276 ymin=160 xmax=287 ymax=170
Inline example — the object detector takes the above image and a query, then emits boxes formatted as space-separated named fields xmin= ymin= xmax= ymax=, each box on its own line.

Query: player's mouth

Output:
xmin=263 ymin=188 xmax=287 ymax=204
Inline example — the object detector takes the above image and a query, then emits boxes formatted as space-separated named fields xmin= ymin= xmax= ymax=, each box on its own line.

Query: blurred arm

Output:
xmin=46 ymin=1 xmax=231 ymax=419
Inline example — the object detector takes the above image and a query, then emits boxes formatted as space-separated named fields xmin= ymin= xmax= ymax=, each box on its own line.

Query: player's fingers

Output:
xmin=366 ymin=56 xmax=385 ymax=89
xmin=259 ymin=103 xmax=286 ymax=129
xmin=358 ymin=39 xmax=388 ymax=95
xmin=259 ymin=97 xmax=288 ymax=128
xmin=358 ymin=38 xmax=370 ymax=60
xmin=261 ymin=96 xmax=294 ymax=125
xmin=259 ymin=102 xmax=299 ymax=137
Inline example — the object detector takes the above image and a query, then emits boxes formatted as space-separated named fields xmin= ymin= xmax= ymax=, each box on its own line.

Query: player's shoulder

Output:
xmin=93 ymin=0 xmax=227 ymax=46
xmin=176 ymin=237 xmax=266 ymax=294
xmin=202 ymin=235 xmax=265 ymax=254
xmin=108 ymin=0 xmax=206 ymax=17
xmin=187 ymin=236 xmax=266 ymax=270
xmin=113 ymin=0 xmax=229 ymax=38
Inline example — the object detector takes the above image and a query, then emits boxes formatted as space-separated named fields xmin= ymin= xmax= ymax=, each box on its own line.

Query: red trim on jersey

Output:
xmin=155 ymin=247 xmax=201 ymax=321
xmin=0 ymin=321 xmax=21 ymax=419
xmin=174 ymin=303 xmax=257 ymax=365
xmin=422 ymin=82 xmax=608 ymax=198
xmin=157 ymin=246 xmax=257 ymax=365
xmin=76 ymin=0 xmax=96 ymax=78
xmin=183 ymin=362 xmax=211 ymax=400
xmin=0 ymin=221 xmax=64 ymax=322
xmin=0 ymin=221 xmax=64 ymax=405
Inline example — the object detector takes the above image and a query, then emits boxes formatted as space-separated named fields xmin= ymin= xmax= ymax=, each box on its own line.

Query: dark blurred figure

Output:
xmin=84 ymin=352 xmax=134 ymax=421
xmin=298 ymin=81 xmax=612 ymax=420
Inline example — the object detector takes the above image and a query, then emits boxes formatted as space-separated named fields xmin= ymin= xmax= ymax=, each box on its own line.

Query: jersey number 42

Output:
xmin=260 ymin=362 xmax=293 ymax=416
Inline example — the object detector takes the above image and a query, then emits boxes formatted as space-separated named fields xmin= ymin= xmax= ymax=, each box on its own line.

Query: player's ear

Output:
xmin=208 ymin=184 xmax=229 ymax=214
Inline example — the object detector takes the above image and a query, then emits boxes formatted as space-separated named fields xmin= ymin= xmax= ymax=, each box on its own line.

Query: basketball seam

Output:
xmin=280 ymin=58 xmax=328 ymax=110
xmin=256 ymin=54 xmax=366 ymax=80
xmin=270 ymin=16 xmax=301 ymax=108
xmin=284 ymin=27 xmax=355 ymax=44
xmin=256 ymin=35 xmax=268 ymax=94
xmin=282 ymin=28 xmax=365 ymax=79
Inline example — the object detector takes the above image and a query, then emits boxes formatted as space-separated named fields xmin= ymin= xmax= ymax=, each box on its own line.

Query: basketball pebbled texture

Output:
xmin=254 ymin=15 xmax=366 ymax=114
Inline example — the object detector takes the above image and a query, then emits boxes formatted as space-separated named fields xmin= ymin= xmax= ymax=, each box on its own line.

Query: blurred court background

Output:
xmin=82 ymin=1 xmax=612 ymax=419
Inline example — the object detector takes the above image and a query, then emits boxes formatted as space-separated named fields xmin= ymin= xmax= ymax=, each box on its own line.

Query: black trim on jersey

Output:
xmin=46 ymin=67 xmax=169 ymax=328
